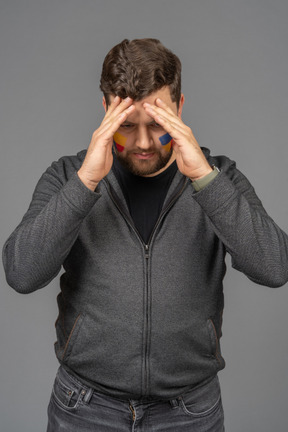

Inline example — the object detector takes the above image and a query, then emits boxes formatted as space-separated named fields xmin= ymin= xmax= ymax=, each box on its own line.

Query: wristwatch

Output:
xmin=211 ymin=165 xmax=220 ymax=173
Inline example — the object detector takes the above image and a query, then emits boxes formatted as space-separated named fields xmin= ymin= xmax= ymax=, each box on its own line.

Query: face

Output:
xmin=104 ymin=87 xmax=184 ymax=177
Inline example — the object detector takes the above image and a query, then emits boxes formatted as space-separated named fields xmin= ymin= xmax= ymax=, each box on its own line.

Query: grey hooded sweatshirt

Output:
xmin=3 ymin=147 xmax=288 ymax=399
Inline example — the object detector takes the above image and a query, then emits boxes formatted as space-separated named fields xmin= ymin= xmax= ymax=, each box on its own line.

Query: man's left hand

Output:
xmin=143 ymin=98 xmax=212 ymax=180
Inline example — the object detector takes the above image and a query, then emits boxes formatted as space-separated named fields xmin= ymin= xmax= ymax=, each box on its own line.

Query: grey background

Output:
xmin=1 ymin=0 xmax=288 ymax=431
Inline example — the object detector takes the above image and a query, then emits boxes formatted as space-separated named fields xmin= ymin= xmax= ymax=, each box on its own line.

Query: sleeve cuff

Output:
xmin=191 ymin=167 xmax=220 ymax=192
xmin=60 ymin=172 xmax=101 ymax=216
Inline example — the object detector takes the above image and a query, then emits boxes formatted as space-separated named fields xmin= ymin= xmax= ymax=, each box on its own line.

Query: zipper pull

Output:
xmin=145 ymin=244 xmax=149 ymax=259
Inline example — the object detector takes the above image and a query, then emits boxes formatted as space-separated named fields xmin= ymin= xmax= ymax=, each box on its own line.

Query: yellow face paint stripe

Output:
xmin=113 ymin=132 xmax=127 ymax=153
xmin=162 ymin=142 xmax=172 ymax=152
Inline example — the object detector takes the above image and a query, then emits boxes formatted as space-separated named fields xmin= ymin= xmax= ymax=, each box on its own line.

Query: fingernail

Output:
xmin=125 ymin=97 xmax=132 ymax=102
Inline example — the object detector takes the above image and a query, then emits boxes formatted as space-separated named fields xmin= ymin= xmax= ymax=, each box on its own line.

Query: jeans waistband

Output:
xmin=57 ymin=365 xmax=219 ymax=408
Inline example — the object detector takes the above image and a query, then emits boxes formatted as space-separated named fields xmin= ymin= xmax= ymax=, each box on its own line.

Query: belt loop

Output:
xmin=82 ymin=387 xmax=93 ymax=405
xmin=169 ymin=398 xmax=180 ymax=409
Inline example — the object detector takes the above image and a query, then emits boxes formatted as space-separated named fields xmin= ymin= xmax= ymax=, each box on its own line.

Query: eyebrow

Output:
xmin=122 ymin=120 xmax=159 ymax=126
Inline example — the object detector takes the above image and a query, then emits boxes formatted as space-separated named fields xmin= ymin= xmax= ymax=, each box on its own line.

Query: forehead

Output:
xmin=122 ymin=87 xmax=177 ymax=124
xmin=139 ymin=86 xmax=174 ymax=105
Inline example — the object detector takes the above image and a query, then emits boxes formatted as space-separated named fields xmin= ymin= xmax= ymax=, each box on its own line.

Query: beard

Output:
xmin=115 ymin=148 xmax=173 ymax=177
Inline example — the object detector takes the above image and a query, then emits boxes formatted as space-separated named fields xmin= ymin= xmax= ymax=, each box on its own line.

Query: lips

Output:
xmin=133 ymin=153 xmax=155 ymax=160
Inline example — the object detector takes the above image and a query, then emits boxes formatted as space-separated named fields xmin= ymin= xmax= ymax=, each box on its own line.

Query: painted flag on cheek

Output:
xmin=159 ymin=132 xmax=174 ymax=152
xmin=113 ymin=132 xmax=127 ymax=153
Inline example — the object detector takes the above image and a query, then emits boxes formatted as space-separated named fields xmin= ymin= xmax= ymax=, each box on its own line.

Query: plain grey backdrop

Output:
xmin=1 ymin=0 xmax=288 ymax=431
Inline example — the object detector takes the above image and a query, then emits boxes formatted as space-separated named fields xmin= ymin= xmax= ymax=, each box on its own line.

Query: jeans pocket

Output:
xmin=52 ymin=371 xmax=81 ymax=411
xmin=179 ymin=376 xmax=222 ymax=418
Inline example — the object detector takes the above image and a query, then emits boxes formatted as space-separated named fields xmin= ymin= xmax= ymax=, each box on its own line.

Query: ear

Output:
xmin=102 ymin=96 xmax=107 ymax=112
xmin=177 ymin=93 xmax=185 ymax=119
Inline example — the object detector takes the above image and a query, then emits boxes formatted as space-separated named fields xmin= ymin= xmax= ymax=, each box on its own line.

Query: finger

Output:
xmin=101 ymin=98 xmax=133 ymax=131
xmin=105 ymin=95 xmax=121 ymax=114
xmin=100 ymin=104 xmax=135 ymax=138
xmin=143 ymin=102 xmax=182 ymax=127
xmin=144 ymin=98 xmax=177 ymax=119
xmin=152 ymin=114 xmax=185 ymax=142
xmin=144 ymin=105 xmax=185 ymax=137
xmin=102 ymin=97 xmax=134 ymax=127
xmin=154 ymin=97 xmax=177 ymax=116
xmin=158 ymin=117 xmax=185 ymax=138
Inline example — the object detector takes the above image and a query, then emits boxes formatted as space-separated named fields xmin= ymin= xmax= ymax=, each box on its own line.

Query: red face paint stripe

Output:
xmin=113 ymin=140 xmax=125 ymax=153
xmin=113 ymin=132 xmax=127 ymax=153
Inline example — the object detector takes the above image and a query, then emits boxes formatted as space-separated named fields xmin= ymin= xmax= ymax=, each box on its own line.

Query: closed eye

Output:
xmin=120 ymin=122 xmax=162 ymax=130
xmin=120 ymin=124 xmax=135 ymax=129
xmin=150 ymin=122 xmax=163 ymax=129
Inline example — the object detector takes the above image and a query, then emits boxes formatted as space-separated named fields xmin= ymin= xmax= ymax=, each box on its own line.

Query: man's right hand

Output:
xmin=78 ymin=96 xmax=135 ymax=191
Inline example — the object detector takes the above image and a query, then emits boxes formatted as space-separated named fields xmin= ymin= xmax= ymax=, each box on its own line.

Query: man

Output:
xmin=3 ymin=38 xmax=288 ymax=432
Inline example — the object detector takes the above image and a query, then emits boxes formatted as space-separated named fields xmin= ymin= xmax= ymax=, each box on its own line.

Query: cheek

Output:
xmin=159 ymin=132 xmax=174 ymax=152
xmin=113 ymin=132 xmax=127 ymax=153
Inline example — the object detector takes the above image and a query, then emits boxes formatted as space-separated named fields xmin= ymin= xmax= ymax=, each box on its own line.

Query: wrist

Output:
xmin=189 ymin=166 xmax=213 ymax=182
xmin=77 ymin=170 xmax=99 ymax=191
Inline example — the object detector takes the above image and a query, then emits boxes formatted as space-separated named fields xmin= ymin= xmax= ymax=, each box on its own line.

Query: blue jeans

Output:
xmin=47 ymin=366 xmax=224 ymax=431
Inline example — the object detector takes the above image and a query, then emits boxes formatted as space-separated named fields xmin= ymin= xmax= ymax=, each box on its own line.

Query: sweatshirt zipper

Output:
xmin=104 ymin=176 xmax=188 ymax=396
xmin=141 ymin=178 xmax=188 ymax=395
xmin=143 ymin=243 xmax=150 ymax=396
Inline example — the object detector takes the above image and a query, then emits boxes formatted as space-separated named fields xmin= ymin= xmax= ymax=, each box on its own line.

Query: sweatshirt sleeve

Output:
xmin=2 ymin=160 xmax=101 ymax=294
xmin=192 ymin=157 xmax=288 ymax=288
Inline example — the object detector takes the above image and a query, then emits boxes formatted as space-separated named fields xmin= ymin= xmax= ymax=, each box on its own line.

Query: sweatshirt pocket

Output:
xmin=55 ymin=314 xmax=85 ymax=363
xmin=206 ymin=318 xmax=224 ymax=367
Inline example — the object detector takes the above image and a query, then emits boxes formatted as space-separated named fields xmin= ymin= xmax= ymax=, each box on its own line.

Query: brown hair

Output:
xmin=100 ymin=38 xmax=182 ymax=107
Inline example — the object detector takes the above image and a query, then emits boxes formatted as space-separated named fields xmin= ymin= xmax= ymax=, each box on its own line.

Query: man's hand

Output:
xmin=78 ymin=96 xmax=135 ymax=190
xmin=143 ymin=98 xmax=212 ymax=181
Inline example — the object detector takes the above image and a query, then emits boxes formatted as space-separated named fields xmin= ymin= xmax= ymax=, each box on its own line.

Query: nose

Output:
xmin=136 ymin=127 xmax=153 ymax=151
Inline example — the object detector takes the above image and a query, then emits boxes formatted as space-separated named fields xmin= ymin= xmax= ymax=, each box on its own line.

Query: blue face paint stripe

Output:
xmin=159 ymin=132 xmax=172 ymax=146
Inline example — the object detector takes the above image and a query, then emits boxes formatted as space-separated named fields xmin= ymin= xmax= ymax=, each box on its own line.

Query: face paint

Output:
xmin=113 ymin=132 xmax=127 ymax=153
xmin=159 ymin=132 xmax=174 ymax=152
